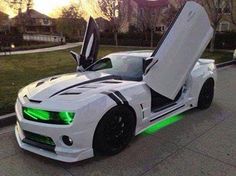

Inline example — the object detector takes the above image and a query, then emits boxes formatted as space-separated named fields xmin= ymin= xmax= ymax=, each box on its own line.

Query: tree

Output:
xmin=3 ymin=0 xmax=33 ymax=13
xmin=230 ymin=0 xmax=236 ymax=25
xmin=139 ymin=5 xmax=162 ymax=47
xmin=201 ymin=0 xmax=231 ymax=52
xmin=163 ymin=0 xmax=230 ymax=52
xmin=160 ymin=3 xmax=178 ymax=28
xmin=98 ymin=0 xmax=126 ymax=46
xmin=162 ymin=0 xmax=202 ymax=27
xmin=56 ymin=4 xmax=86 ymax=41
xmin=3 ymin=0 xmax=33 ymax=33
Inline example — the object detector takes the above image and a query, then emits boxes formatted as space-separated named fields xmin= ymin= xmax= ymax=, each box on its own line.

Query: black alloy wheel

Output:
xmin=93 ymin=106 xmax=136 ymax=156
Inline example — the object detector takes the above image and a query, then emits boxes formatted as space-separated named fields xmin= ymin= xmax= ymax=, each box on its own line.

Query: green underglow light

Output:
xmin=26 ymin=131 xmax=55 ymax=146
xmin=142 ymin=115 xmax=184 ymax=136
xmin=59 ymin=112 xmax=75 ymax=124
xmin=24 ymin=108 xmax=50 ymax=121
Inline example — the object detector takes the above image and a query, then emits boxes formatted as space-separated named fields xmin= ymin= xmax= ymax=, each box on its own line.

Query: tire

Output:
xmin=197 ymin=79 xmax=214 ymax=109
xmin=93 ymin=106 xmax=136 ymax=156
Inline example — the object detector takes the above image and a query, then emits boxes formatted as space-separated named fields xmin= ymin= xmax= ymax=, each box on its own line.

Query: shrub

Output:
xmin=100 ymin=32 xmax=162 ymax=47
xmin=100 ymin=31 xmax=236 ymax=49
xmin=215 ymin=32 xmax=236 ymax=50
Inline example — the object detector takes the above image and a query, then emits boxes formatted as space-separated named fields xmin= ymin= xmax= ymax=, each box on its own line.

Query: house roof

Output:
xmin=134 ymin=0 xmax=169 ymax=7
xmin=14 ymin=9 xmax=51 ymax=19
xmin=0 ymin=11 xmax=9 ymax=18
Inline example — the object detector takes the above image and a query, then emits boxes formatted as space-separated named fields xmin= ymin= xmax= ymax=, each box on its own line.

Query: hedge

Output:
xmin=215 ymin=32 xmax=236 ymax=50
xmin=101 ymin=32 xmax=236 ymax=49
xmin=100 ymin=32 xmax=162 ymax=47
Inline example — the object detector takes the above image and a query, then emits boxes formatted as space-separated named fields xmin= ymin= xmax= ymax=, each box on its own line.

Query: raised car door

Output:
xmin=143 ymin=1 xmax=213 ymax=100
xmin=80 ymin=17 xmax=100 ymax=68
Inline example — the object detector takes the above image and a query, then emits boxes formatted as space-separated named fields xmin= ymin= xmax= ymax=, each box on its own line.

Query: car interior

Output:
xmin=151 ymin=88 xmax=183 ymax=112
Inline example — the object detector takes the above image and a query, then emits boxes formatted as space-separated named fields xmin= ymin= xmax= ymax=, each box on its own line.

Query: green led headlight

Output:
xmin=23 ymin=107 xmax=75 ymax=125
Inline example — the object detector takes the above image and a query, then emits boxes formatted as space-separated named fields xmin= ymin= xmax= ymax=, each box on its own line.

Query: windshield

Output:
xmin=86 ymin=54 xmax=144 ymax=81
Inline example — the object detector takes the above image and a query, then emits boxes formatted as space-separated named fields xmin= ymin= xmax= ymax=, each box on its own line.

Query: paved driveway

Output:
xmin=0 ymin=65 xmax=236 ymax=176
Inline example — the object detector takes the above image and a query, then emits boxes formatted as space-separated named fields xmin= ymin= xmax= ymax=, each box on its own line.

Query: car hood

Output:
xmin=23 ymin=72 xmax=124 ymax=101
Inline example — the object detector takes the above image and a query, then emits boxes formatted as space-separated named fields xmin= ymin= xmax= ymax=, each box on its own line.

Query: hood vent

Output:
xmin=101 ymin=81 xmax=122 ymax=84
xmin=60 ymin=92 xmax=81 ymax=95
xmin=50 ymin=77 xmax=59 ymax=81
xmin=36 ymin=81 xmax=44 ymax=87
xmin=24 ymin=95 xmax=42 ymax=103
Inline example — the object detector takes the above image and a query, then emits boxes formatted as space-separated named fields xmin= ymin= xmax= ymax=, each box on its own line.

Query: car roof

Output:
xmin=107 ymin=50 xmax=153 ymax=58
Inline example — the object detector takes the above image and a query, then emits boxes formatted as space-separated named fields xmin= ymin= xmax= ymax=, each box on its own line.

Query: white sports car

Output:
xmin=15 ymin=2 xmax=216 ymax=162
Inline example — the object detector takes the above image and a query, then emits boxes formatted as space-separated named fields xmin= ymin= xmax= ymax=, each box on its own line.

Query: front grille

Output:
xmin=22 ymin=131 xmax=55 ymax=152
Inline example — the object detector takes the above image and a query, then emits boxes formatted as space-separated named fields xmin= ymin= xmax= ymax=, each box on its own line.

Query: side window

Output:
xmin=89 ymin=58 xmax=112 ymax=71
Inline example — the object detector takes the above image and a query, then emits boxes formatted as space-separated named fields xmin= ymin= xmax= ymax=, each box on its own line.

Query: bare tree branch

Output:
xmin=231 ymin=0 xmax=236 ymax=25
xmin=98 ymin=0 xmax=130 ymax=46
xmin=138 ymin=5 xmax=162 ymax=47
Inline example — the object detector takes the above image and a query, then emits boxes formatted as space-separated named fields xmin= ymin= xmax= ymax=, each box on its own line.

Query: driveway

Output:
xmin=0 ymin=65 xmax=236 ymax=176
xmin=0 ymin=42 xmax=82 ymax=56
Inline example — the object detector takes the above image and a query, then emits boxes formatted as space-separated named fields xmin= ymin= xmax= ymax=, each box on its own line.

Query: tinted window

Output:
xmin=86 ymin=55 xmax=143 ymax=81
xmin=87 ymin=58 xmax=112 ymax=71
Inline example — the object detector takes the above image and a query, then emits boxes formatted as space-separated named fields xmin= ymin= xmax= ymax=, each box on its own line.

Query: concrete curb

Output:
xmin=0 ymin=60 xmax=235 ymax=127
xmin=216 ymin=60 xmax=236 ymax=68
xmin=0 ymin=113 xmax=16 ymax=127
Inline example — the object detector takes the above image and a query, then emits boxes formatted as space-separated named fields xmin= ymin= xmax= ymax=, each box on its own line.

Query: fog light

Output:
xmin=62 ymin=135 xmax=73 ymax=146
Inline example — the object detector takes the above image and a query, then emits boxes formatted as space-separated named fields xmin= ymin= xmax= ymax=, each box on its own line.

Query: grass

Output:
xmin=0 ymin=46 xmax=233 ymax=115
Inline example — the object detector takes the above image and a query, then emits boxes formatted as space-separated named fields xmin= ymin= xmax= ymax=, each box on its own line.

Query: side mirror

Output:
xmin=70 ymin=51 xmax=85 ymax=72
xmin=70 ymin=51 xmax=80 ymax=65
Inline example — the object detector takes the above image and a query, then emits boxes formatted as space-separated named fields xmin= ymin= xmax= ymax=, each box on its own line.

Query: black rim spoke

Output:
xmin=104 ymin=113 xmax=132 ymax=149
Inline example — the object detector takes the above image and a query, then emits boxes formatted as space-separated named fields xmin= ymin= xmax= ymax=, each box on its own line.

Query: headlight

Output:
xmin=23 ymin=107 xmax=75 ymax=125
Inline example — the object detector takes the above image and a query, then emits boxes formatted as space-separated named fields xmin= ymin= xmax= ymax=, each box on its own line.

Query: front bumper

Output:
xmin=15 ymin=99 xmax=94 ymax=162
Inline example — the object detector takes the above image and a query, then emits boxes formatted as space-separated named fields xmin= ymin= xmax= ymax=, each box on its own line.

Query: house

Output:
xmin=11 ymin=9 xmax=56 ymax=34
xmin=0 ymin=11 xmax=10 ymax=32
xmin=117 ymin=0 xmax=236 ymax=33
xmin=116 ymin=0 xmax=171 ymax=33
xmin=95 ymin=0 xmax=169 ymax=33
xmin=163 ymin=0 xmax=236 ymax=32
xmin=215 ymin=0 xmax=236 ymax=32
xmin=11 ymin=9 xmax=65 ymax=43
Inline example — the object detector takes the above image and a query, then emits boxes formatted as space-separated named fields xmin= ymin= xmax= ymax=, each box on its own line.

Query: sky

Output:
xmin=0 ymin=0 xmax=105 ymax=19
xmin=34 ymin=0 xmax=71 ymax=16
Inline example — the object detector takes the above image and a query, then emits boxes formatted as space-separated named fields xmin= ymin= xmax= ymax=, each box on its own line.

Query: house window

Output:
xmin=43 ymin=18 xmax=49 ymax=25
xmin=219 ymin=21 xmax=230 ymax=32
xmin=155 ymin=25 xmax=165 ymax=32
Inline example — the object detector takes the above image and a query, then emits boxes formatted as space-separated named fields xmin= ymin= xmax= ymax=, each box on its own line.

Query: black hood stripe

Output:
xmin=101 ymin=91 xmax=122 ymax=105
xmin=110 ymin=90 xmax=129 ymax=105
xmin=49 ymin=75 xmax=121 ymax=98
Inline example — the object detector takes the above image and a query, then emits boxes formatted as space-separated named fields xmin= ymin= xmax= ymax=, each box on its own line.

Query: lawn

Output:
xmin=0 ymin=46 xmax=233 ymax=115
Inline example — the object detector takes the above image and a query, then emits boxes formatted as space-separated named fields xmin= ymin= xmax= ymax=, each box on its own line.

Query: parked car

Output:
xmin=15 ymin=2 xmax=216 ymax=162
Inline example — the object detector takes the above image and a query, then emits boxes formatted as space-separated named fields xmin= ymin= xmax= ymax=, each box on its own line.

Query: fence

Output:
xmin=23 ymin=34 xmax=66 ymax=43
